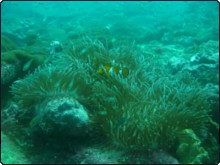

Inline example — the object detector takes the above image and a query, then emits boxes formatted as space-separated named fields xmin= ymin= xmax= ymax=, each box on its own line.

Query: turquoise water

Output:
xmin=1 ymin=1 xmax=219 ymax=164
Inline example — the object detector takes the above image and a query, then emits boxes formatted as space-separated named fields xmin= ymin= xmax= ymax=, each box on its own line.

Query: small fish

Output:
xmin=97 ymin=64 xmax=129 ymax=77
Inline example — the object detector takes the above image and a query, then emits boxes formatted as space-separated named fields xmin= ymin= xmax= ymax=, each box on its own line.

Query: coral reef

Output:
xmin=170 ymin=40 xmax=219 ymax=85
xmin=9 ymin=37 xmax=214 ymax=164
xmin=2 ymin=2 xmax=218 ymax=164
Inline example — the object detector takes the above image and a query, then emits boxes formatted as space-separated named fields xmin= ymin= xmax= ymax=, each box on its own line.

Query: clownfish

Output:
xmin=97 ymin=64 xmax=129 ymax=78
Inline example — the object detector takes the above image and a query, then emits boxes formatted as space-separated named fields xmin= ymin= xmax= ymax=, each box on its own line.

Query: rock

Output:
xmin=65 ymin=147 xmax=122 ymax=164
xmin=122 ymin=150 xmax=179 ymax=164
xmin=150 ymin=150 xmax=179 ymax=164
xmin=31 ymin=97 xmax=91 ymax=136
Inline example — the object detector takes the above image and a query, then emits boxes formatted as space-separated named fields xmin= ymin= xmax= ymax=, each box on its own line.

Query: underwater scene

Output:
xmin=1 ymin=1 xmax=219 ymax=164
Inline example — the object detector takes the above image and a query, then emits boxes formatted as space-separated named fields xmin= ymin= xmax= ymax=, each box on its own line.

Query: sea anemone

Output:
xmin=10 ymin=59 xmax=92 ymax=114
xmin=63 ymin=37 xmax=211 ymax=152
xmin=65 ymin=36 xmax=139 ymax=73
xmin=91 ymin=64 xmax=211 ymax=152
xmin=10 ymin=36 xmax=212 ymax=157
xmin=10 ymin=60 xmax=95 ymax=136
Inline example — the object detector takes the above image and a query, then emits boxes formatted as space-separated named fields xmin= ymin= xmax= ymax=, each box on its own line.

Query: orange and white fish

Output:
xmin=97 ymin=64 xmax=129 ymax=78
